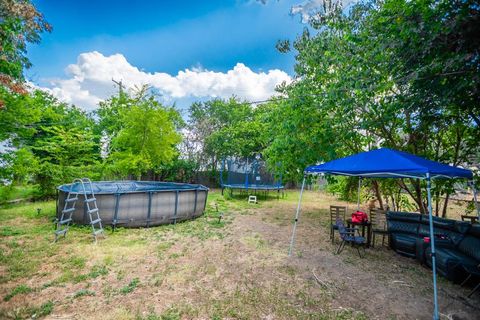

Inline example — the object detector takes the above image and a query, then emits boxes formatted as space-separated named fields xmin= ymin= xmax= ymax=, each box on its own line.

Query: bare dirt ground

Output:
xmin=0 ymin=189 xmax=478 ymax=319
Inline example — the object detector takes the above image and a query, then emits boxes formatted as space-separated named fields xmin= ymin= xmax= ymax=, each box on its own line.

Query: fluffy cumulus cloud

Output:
xmin=41 ymin=51 xmax=291 ymax=111
xmin=290 ymin=0 xmax=357 ymax=23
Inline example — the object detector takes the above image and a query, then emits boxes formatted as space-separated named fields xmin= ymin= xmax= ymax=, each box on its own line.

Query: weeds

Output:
xmin=0 ymin=190 xmax=459 ymax=319
xmin=88 ymin=264 xmax=109 ymax=278
xmin=32 ymin=301 xmax=54 ymax=318
xmin=3 ymin=284 xmax=33 ymax=301
xmin=120 ymin=277 xmax=140 ymax=294
xmin=73 ymin=289 xmax=96 ymax=298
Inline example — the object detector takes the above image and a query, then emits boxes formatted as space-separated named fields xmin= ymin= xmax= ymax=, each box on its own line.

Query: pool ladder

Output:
xmin=54 ymin=178 xmax=105 ymax=243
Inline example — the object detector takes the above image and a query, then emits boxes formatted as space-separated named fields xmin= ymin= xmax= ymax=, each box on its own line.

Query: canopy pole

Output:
xmin=357 ymin=177 xmax=362 ymax=211
xmin=470 ymin=180 xmax=479 ymax=219
xmin=288 ymin=175 xmax=306 ymax=256
xmin=426 ymin=173 xmax=439 ymax=320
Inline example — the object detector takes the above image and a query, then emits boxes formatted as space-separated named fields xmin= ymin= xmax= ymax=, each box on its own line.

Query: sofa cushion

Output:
xmin=387 ymin=211 xmax=421 ymax=223
xmin=417 ymin=225 xmax=463 ymax=245
xmin=391 ymin=233 xmax=417 ymax=255
xmin=457 ymin=236 xmax=480 ymax=262
xmin=430 ymin=216 xmax=456 ymax=231
xmin=388 ymin=220 xmax=418 ymax=235
xmin=468 ymin=224 xmax=480 ymax=237
xmin=425 ymin=246 xmax=476 ymax=280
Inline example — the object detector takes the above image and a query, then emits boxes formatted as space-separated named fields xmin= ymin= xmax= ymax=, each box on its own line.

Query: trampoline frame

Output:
xmin=220 ymin=158 xmax=284 ymax=199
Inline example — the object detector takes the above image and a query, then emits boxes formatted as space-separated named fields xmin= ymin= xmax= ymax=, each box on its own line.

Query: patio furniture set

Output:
xmin=330 ymin=206 xmax=480 ymax=297
xmin=290 ymin=148 xmax=478 ymax=319
xmin=330 ymin=206 xmax=388 ymax=258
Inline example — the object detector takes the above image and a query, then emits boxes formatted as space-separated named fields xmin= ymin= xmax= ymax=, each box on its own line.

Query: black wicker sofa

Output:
xmin=387 ymin=211 xmax=480 ymax=282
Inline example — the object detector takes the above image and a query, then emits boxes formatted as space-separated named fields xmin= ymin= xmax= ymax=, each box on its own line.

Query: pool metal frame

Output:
xmin=57 ymin=181 xmax=209 ymax=228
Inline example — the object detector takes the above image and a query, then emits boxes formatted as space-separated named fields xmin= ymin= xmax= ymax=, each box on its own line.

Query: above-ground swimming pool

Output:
xmin=57 ymin=181 xmax=209 ymax=227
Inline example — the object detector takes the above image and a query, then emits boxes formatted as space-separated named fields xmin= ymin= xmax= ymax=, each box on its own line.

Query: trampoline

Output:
xmin=220 ymin=157 xmax=284 ymax=198
xmin=57 ymin=181 xmax=208 ymax=227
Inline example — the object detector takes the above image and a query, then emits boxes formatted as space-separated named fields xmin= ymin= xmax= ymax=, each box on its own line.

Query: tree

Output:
xmin=0 ymin=90 xmax=100 ymax=197
xmin=186 ymin=97 xmax=268 ymax=174
xmin=0 ymin=0 xmax=51 ymax=97
xmin=98 ymin=87 xmax=182 ymax=179
xmin=266 ymin=0 xmax=479 ymax=215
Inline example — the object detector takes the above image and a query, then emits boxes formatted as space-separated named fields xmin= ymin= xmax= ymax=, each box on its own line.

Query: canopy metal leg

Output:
xmin=288 ymin=176 xmax=306 ymax=256
xmin=470 ymin=180 xmax=479 ymax=219
xmin=426 ymin=173 xmax=439 ymax=320
xmin=357 ymin=177 xmax=362 ymax=211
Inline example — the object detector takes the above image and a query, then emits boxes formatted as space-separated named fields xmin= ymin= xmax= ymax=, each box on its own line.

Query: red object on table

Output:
xmin=352 ymin=210 xmax=368 ymax=223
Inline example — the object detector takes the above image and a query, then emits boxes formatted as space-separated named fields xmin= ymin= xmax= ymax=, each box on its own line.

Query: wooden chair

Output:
xmin=330 ymin=205 xmax=347 ymax=243
xmin=370 ymin=208 xmax=388 ymax=248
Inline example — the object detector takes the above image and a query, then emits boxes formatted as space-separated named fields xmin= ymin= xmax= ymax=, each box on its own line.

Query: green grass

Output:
xmin=3 ymin=284 xmax=33 ymax=301
xmin=88 ymin=264 xmax=109 ymax=278
xmin=70 ymin=265 xmax=108 ymax=284
xmin=0 ymin=188 xmax=445 ymax=319
xmin=73 ymin=289 xmax=96 ymax=299
xmin=119 ymin=277 xmax=140 ymax=295
xmin=0 ymin=226 xmax=25 ymax=236
xmin=0 ymin=185 xmax=39 ymax=204
xmin=0 ymin=200 xmax=55 ymax=222
xmin=0 ymin=300 xmax=54 ymax=319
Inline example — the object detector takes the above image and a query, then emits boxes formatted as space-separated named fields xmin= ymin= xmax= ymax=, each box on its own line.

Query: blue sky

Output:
xmin=27 ymin=0 xmax=311 ymax=111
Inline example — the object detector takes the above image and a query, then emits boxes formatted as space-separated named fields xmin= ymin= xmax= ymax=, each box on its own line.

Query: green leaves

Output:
xmin=260 ymin=0 xmax=479 ymax=213
xmin=99 ymin=87 xmax=182 ymax=179
xmin=188 ymin=97 xmax=268 ymax=161
xmin=0 ymin=0 xmax=51 ymax=93
xmin=0 ymin=89 xmax=100 ymax=197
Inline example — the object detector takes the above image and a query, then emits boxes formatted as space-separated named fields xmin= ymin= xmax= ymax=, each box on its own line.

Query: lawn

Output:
xmin=0 ymin=185 xmax=39 ymax=205
xmin=0 ymin=189 xmax=478 ymax=319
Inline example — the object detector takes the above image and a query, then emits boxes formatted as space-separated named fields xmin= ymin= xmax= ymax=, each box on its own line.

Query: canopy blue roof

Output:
xmin=305 ymin=148 xmax=473 ymax=179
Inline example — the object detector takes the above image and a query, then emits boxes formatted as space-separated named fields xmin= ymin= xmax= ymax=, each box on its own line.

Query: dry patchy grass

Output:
xmin=0 ymin=189 xmax=478 ymax=319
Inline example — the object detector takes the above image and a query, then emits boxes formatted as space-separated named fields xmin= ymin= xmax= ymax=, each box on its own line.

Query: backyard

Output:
xmin=1 ymin=190 xmax=478 ymax=320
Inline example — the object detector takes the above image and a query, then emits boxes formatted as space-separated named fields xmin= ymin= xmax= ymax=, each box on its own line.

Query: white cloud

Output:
xmin=290 ymin=0 xmax=356 ymax=23
xmin=40 ymin=51 xmax=291 ymax=111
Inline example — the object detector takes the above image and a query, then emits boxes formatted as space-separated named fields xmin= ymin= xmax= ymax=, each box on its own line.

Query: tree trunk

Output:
xmin=413 ymin=179 xmax=426 ymax=214
xmin=395 ymin=188 xmax=402 ymax=211
xmin=372 ymin=180 xmax=384 ymax=210
xmin=441 ymin=194 xmax=450 ymax=218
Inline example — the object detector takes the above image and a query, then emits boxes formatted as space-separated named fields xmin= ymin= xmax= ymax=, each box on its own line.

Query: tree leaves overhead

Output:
xmin=0 ymin=0 xmax=51 ymax=96
xmin=260 ymin=0 xmax=479 ymax=213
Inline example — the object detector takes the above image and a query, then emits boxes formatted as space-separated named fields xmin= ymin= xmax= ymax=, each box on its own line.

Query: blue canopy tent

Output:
xmin=288 ymin=148 xmax=478 ymax=320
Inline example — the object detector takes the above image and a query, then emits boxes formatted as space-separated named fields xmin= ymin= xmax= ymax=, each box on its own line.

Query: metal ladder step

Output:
xmin=93 ymin=228 xmax=104 ymax=235
xmin=62 ymin=208 xmax=75 ymax=214
xmin=55 ymin=177 xmax=104 ymax=243
xmin=59 ymin=218 xmax=72 ymax=225
xmin=90 ymin=218 xmax=102 ymax=225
